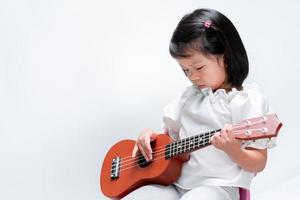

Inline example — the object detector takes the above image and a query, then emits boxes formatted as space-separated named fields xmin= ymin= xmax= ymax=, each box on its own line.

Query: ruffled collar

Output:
xmin=190 ymin=83 xmax=261 ymax=103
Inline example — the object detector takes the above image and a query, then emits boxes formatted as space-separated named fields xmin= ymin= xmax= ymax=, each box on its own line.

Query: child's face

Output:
xmin=175 ymin=51 xmax=228 ymax=91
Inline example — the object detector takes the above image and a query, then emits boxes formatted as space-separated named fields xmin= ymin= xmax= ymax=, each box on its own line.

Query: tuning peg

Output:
xmin=261 ymin=127 xmax=268 ymax=134
xmin=261 ymin=116 xmax=267 ymax=124
xmin=245 ymin=130 xmax=252 ymax=136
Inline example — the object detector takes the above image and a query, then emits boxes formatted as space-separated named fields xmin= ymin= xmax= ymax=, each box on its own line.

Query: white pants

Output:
xmin=122 ymin=184 xmax=239 ymax=200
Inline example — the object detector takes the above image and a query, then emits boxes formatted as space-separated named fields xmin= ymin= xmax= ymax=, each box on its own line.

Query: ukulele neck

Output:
xmin=165 ymin=129 xmax=220 ymax=159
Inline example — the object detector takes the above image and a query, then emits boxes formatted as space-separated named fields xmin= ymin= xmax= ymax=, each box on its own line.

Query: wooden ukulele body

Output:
xmin=100 ymin=134 xmax=185 ymax=199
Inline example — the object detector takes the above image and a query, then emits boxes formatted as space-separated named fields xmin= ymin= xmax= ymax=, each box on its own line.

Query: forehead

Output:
xmin=175 ymin=51 xmax=217 ymax=68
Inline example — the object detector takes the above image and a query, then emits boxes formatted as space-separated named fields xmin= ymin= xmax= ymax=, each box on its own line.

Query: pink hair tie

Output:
xmin=203 ymin=21 xmax=212 ymax=28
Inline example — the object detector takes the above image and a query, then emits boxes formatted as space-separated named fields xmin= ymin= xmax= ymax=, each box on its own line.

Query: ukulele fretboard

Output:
xmin=165 ymin=129 xmax=221 ymax=159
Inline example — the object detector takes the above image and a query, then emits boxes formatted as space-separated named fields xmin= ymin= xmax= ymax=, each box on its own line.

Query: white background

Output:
xmin=1 ymin=0 xmax=299 ymax=199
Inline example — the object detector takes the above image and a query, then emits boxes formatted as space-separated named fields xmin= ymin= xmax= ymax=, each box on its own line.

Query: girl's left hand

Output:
xmin=210 ymin=124 xmax=242 ymax=156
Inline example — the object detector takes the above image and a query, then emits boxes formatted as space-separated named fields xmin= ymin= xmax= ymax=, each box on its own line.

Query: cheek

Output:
xmin=210 ymin=69 xmax=227 ymax=85
xmin=216 ymin=67 xmax=227 ymax=80
xmin=220 ymin=71 xmax=227 ymax=81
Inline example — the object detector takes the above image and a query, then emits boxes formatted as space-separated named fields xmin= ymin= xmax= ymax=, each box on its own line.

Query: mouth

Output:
xmin=196 ymin=85 xmax=207 ymax=89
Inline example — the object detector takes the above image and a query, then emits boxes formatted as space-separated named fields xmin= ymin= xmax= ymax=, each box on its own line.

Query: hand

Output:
xmin=210 ymin=124 xmax=242 ymax=156
xmin=131 ymin=128 xmax=157 ymax=161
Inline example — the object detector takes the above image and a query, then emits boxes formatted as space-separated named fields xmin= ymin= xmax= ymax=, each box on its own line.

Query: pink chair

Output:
xmin=239 ymin=188 xmax=250 ymax=200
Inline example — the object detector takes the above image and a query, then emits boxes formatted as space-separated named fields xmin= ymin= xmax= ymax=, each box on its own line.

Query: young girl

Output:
xmin=126 ymin=8 xmax=275 ymax=200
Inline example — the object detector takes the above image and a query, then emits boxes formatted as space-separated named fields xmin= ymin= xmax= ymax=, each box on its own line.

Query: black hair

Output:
xmin=169 ymin=8 xmax=249 ymax=87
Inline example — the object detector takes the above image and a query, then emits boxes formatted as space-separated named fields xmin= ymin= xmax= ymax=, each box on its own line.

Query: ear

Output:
xmin=217 ymin=54 xmax=226 ymax=68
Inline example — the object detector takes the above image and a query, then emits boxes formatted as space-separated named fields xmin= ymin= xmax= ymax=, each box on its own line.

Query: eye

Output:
xmin=182 ymin=69 xmax=189 ymax=76
xmin=196 ymin=66 xmax=205 ymax=70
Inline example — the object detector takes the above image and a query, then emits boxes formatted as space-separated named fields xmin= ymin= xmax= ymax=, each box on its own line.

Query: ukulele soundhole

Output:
xmin=137 ymin=155 xmax=151 ymax=168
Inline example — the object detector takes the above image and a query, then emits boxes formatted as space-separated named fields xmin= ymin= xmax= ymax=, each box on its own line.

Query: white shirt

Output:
xmin=162 ymin=83 xmax=276 ymax=189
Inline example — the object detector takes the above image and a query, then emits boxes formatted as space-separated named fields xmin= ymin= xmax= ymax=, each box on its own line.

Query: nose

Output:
xmin=188 ymin=71 xmax=200 ymax=81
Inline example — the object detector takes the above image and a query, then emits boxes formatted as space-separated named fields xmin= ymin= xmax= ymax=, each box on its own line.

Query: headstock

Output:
xmin=234 ymin=113 xmax=282 ymax=141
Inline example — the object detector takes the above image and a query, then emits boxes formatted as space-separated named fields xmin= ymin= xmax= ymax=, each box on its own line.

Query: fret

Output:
xmin=185 ymin=138 xmax=189 ymax=152
xmin=192 ymin=136 xmax=195 ymax=151
xmin=180 ymin=139 xmax=184 ymax=154
xmin=179 ymin=140 xmax=182 ymax=154
xmin=183 ymin=138 xmax=187 ymax=153
xmin=173 ymin=142 xmax=176 ymax=156
xmin=197 ymin=135 xmax=201 ymax=147
xmin=195 ymin=135 xmax=199 ymax=148
xmin=165 ymin=144 xmax=170 ymax=159
xmin=183 ymin=138 xmax=186 ymax=152
xmin=194 ymin=135 xmax=198 ymax=148
xmin=175 ymin=141 xmax=179 ymax=156
xmin=176 ymin=140 xmax=179 ymax=155
xmin=196 ymin=135 xmax=202 ymax=147
xmin=172 ymin=141 xmax=175 ymax=157
xmin=165 ymin=129 xmax=221 ymax=159
xmin=204 ymin=134 xmax=210 ymax=145
xmin=181 ymin=139 xmax=185 ymax=154
xmin=200 ymin=135 xmax=205 ymax=146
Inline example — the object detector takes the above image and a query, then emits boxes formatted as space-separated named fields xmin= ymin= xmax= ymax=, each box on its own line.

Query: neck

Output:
xmin=218 ymin=82 xmax=232 ymax=92
xmin=165 ymin=129 xmax=221 ymax=159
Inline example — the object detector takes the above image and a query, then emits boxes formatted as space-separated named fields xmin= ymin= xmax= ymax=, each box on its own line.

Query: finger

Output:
xmin=150 ymin=133 xmax=157 ymax=141
xmin=221 ymin=129 xmax=230 ymax=141
xmin=222 ymin=123 xmax=232 ymax=132
xmin=210 ymin=135 xmax=215 ymax=144
xmin=228 ymin=129 xmax=235 ymax=140
xmin=177 ymin=153 xmax=190 ymax=162
xmin=215 ymin=132 xmax=222 ymax=139
xmin=210 ymin=133 xmax=220 ymax=144
xmin=144 ymin=135 xmax=153 ymax=160
xmin=137 ymin=143 xmax=150 ymax=161
xmin=220 ymin=127 xmax=226 ymax=136
xmin=131 ymin=144 xmax=138 ymax=157
xmin=221 ymin=124 xmax=233 ymax=141
xmin=214 ymin=132 xmax=224 ymax=147
xmin=227 ymin=130 xmax=236 ymax=141
xmin=216 ymin=134 xmax=224 ymax=144
xmin=209 ymin=133 xmax=216 ymax=143
xmin=210 ymin=135 xmax=220 ymax=148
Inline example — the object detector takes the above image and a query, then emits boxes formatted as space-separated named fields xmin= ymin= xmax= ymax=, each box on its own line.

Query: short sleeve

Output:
xmin=162 ymin=86 xmax=197 ymax=140
xmin=230 ymin=87 xmax=276 ymax=149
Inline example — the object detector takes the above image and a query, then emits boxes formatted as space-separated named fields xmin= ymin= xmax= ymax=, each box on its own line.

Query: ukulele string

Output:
xmin=118 ymin=126 xmax=266 ymax=173
xmin=120 ymin=132 xmax=213 ymax=168
xmin=119 ymin=130 xmax=217 ymax=167
xmin=117 ymin=119 xmax=253 ymax=162
xmin=118 ymin=120 xmax=264 ymax=166
xmin=118 ymin=132 xmax=213 ymax=173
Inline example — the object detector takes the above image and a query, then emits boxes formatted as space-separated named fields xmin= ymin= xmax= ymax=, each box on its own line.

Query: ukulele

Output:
xmin=100 ymin=113 xmax=282 ymax=199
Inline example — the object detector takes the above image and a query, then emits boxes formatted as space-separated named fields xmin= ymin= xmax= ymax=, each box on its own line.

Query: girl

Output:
xmin=127 ymin=8 xmax=275 ymax=200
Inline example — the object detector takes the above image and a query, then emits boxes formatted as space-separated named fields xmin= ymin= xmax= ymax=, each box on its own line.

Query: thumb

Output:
xmin=150 ymin=133 xmax=157 ymax=141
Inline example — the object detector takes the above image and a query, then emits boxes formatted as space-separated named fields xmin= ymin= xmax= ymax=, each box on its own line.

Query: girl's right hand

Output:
xmin=131 ymin=128 xmax=157 ymax=161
